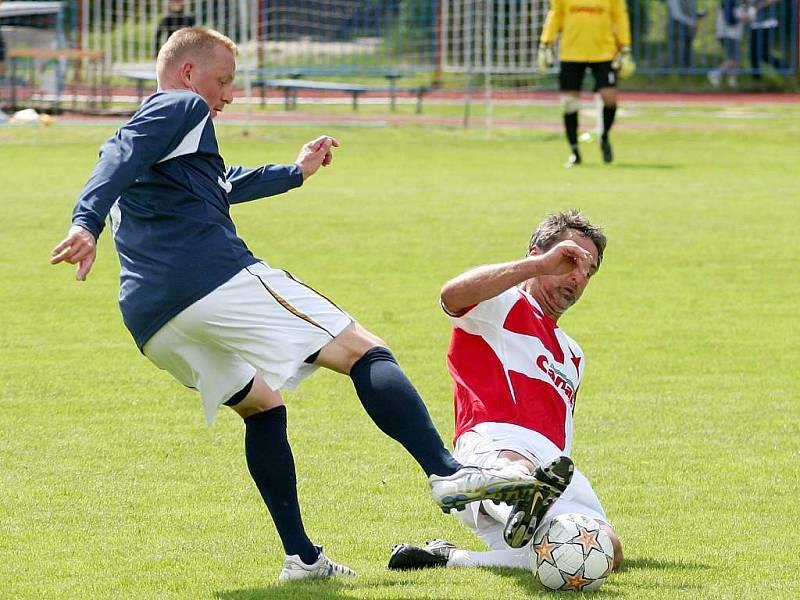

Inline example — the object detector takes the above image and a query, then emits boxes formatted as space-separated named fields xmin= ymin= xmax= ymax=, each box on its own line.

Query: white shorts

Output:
xmin=453 ymin=422 xmax=608 ymax=552
xmin=143 ymin=262 xmax=353 ymax=424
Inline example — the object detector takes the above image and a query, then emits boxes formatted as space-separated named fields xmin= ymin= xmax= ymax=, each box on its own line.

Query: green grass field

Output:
xmin=1 ymin=101 xmax=799 ymax=599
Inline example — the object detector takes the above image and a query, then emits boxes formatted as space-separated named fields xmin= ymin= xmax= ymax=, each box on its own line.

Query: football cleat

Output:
xmin=388 ymin=539 xmax=456 ymax=570
xmin=278 ymin=546 xmax=357 ymax=581
xmin=565 ymin=150 xmax=582 ymax=169
xmin=601 ymin=137 xmax=613 ymax=163
xmin=429 ymin=464 xmax=537 ymax=513
xmin=503 ymin=455 xmax=574 ymax=548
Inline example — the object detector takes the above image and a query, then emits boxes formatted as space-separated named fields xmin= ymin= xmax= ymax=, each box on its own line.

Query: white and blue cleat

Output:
xmin=429 ymin=464 xmax=538 ymax=514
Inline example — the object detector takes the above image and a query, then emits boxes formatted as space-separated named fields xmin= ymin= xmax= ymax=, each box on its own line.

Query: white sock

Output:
xmin=448 ymin=548 xmax=530 ymax=569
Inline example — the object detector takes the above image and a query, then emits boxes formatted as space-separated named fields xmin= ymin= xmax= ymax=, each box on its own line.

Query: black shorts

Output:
xmin=559 ymin=61 xmax=616 ymax=92
xmin=0 ymin=31 xmax=5 ymax=62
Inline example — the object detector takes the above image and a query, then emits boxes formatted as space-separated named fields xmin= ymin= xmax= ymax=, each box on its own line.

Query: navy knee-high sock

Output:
xmin=602 ymin=105 xmax=617 ymax=139
xmin=564 ymin=111 xmax=579 ymax=149
xmin=244 ymin=406 xmax=318 ymax=565
xmin=350 ymin=347 xmax=461 ymax=477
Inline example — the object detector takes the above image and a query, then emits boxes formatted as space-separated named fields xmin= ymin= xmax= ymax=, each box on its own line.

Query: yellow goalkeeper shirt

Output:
xmin=540 ymin=0 xmax=632 ymax=62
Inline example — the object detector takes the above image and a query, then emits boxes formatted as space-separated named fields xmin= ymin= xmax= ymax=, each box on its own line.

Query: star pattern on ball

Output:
xmin=562 ymin=565 xmax=592 ymax=592
xmin=573 ymin=525 xmax=603 ymax=556
xmin=534 ymin=538 xmax=556 ymax=565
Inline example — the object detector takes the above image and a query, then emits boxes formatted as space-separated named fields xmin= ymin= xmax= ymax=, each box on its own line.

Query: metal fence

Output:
xmin=2 ymin=0 xmax=798 ymax=79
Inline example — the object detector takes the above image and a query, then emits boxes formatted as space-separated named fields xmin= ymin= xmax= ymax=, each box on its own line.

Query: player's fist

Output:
xmin=535 ymin=240 xmax=594 ymax=279
xmin=612 ymin=46 xmax=636 ymax=80
xmin=537 ymin=43 xmax=554 ymax=72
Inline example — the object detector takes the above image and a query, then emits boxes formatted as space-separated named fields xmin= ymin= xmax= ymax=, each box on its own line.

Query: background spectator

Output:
xmin=709 ymin=0 xmax=746 ymax=86
xmin=748 ymin=0 xmax=785 ymax=79
xmin=667 ymin=0 xmax=706 ymax=68
xmin=154 ymin=0 xmax=196 ymax=57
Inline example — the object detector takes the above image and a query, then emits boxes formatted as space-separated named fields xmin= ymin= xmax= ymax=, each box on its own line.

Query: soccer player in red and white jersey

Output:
xmin=389 ymin=210 xmax=623 ymax=572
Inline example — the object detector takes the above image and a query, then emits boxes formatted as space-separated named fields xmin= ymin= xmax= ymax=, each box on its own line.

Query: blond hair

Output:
xmin=156 ymin=27 xmax=237 ymax=78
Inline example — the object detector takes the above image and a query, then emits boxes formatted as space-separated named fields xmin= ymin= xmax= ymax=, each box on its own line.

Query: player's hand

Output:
xmin=51 ymin=224 xmax=97 ymax=281
xmin=537 ymin=43 xmax=554 ymax=72
xmin=295 ymin=135 xmax=340 ymax=180
xmin=535 ymin=240 xmax=594 ymax=279
xmin=612 ymin=46 xmax=636 ymax=80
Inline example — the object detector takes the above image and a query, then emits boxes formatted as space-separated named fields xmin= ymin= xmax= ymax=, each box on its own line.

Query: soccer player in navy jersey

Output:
xmin=389 ymin=210 xmax=623 ymax=573
xmin=51 ymin=27 xmax=539 ymax=581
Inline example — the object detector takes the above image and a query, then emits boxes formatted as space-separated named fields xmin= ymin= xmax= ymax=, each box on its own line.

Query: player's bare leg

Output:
xmin=600 ymin=522 xmax=624 ymax=571
xmin=314 ymin=323 xmax=538 ymax=511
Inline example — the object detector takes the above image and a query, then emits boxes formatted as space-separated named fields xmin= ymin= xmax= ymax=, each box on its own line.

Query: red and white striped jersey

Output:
xmin=445 ymin=287 xmax=585 ymax=454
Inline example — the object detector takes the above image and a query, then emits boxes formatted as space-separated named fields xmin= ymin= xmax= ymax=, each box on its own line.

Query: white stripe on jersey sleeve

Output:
xmin=156 ymin=114 xmax=209 ymax=164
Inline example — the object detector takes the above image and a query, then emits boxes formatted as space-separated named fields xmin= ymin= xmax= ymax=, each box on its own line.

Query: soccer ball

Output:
xmin=530 ymin=513 xmax=614 ymax=592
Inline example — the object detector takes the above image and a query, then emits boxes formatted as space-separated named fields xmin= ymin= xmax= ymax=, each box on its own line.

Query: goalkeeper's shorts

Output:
xmin=559 ymin=61 xmax=616 ymax=92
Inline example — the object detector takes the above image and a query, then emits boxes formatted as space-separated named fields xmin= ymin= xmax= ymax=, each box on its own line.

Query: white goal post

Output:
xmin=440 ymin=0 xmax=549 ymax=74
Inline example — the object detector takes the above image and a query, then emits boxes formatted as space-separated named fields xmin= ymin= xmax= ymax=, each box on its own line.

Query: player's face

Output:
xmin=188 ymin=44 xmax=236 ymax=118
xmin=529 ymin=229 xmax=599 ymax=320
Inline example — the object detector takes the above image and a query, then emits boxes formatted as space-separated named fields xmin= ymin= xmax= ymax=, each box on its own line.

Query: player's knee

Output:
xmin=497 ymin=449 xmax=535 ymax=474
xmin=315 ymin=322 xmax=387 ymax=374
xmin=600 ymin=523 xmax=623 ymax=570
xmin=598 ymin=88 xmax=618 ymax=108
xmin=227 ymin=376 xmax=283 ymax=419
xmin=561 ymin=95 xmax=580 ymax=114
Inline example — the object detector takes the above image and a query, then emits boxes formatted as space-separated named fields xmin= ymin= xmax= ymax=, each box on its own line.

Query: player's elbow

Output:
xmin=440 ymin=282 xmax=466 ymax=316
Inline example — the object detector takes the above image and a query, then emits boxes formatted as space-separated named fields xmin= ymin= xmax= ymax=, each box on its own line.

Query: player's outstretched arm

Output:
xmin=441 ymin=241 xmax=594 ymax=315
xmin=295 ymin=135 xmax=339 ymax=180
xmin=51 ymin=225 xmax=97 ymax=281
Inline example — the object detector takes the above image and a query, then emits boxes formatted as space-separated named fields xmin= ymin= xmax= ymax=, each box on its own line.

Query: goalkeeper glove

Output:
xmin=537 ymin=43 xmax=554 ymax=72
xmin=612 ymin=46 xmax=636 ymax=80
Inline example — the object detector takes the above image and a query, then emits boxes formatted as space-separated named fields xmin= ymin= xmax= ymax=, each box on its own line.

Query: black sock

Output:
xmin=602 ymin=106 xmax=617 ymax=140
xmin=350 ymin=347 xmax=461 ymax=477
xmin=564 ymin=111 xmax=579 ymax=148
xmin=244 ymin=406 xmax=318 ymax=565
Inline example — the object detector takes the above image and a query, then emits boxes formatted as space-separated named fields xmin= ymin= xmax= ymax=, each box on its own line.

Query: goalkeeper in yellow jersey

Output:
xmin=539 ymin=0 xmax=635 ymax=167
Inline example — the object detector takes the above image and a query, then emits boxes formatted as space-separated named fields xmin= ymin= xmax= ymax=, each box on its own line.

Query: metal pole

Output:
xmin=484 ymin=0 xmax=492 ymax=139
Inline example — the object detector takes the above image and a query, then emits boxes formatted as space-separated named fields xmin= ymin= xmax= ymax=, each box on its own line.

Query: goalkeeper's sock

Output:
xmin=244 ymin=406 xmax=318 ymax=565
xmin=350 ymin=347 xmax=461 ymax=478
xmin=564 ymin=111 xmax=579 ymax=147
xmin=602 ymin=106 xmax=617 ymax=139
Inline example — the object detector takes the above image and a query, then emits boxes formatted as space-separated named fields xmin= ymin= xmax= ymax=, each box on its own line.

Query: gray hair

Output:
xmin=528 ymin=209 xmax=607 ymax=268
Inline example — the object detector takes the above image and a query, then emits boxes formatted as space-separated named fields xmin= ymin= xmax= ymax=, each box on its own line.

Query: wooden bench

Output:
xmin=6 ymin=48 xmax=107 ymax=111
xmin=253 ymin=76 xmax=430 ymax=113
xmin=253 ymin=78 xmax=368 ymax=111
xmin=382 ymin=73 xmax=431 ymax=114
xmin=116 ymin=70 xmax=157 ymax=102
xmin=112 ymin=69 xmax=430 ymax=114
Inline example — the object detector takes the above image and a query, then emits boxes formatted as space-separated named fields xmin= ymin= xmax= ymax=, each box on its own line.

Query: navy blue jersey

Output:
xmin=72 ymin=90 xmax=303 ymax=349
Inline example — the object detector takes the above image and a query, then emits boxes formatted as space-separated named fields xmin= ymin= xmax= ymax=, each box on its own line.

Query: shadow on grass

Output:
xmin=216 ymin=556 xmax=712 ymax=599
xmin=611 ymin=162 xmax=680 ymax=169
xmin=500 ymin=568 xmax=625 ymax=597
xmin=616 ymin=556 xmax=710 ymax=573
xmin=216 ymin=578 xmax=425 ymax=600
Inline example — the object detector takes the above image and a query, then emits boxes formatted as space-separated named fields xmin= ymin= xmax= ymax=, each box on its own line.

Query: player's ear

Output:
xmin=178 ymin=61 xmax=193 ymax=86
